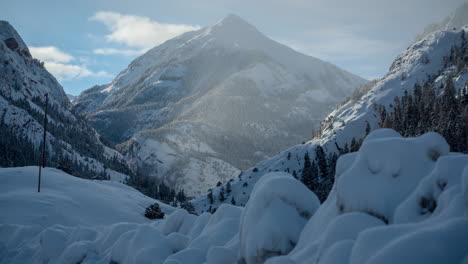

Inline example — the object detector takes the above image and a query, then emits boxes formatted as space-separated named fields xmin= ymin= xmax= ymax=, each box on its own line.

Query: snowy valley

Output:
xmin=1 ymin=2 xmax=468 ymax=264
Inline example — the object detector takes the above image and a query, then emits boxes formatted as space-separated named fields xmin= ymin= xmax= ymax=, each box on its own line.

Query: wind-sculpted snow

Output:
xmin=1 ymin=130 xmax=468 ymax=263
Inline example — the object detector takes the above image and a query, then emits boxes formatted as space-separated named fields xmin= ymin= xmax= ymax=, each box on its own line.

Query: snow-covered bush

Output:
xmin=238 ymin=172 xmax=320 ymax=264
xmin=145 ymin=203 xmax=165 ymax=219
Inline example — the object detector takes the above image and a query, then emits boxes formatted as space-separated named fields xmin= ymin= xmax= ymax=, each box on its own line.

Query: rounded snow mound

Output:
xmin=394 ymin=154 xmax=468 ymax=224
xmin=239 ymin=172 xmax=320 ymax=264
xmin=336 ymin=130 xmax=449 ymax=223
xmin=285 ymin=129 xmax=468 ymax=264
xmin=361 ymin=128 xmax=401 ymax=145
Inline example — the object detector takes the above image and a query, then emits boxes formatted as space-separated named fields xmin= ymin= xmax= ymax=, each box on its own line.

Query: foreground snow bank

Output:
xmin=1 ymin=129 xmax=468 ymax=264
xmin=278 ymin=129 xmax=468 ymax=264
xmin=336 ymin=131 xmax=449 ymax=224
xmin=239 ymin=172 xmax=319 ymax=264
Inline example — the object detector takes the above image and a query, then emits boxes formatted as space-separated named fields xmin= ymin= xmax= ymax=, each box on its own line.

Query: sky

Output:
xmin=1 ymin=0 xmax=466 ymax=95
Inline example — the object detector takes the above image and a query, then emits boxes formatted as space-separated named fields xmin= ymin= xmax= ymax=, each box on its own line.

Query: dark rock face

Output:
xmin=20 ymin=49 xmax=31 ymax=58
xmin=4 ymin=37 xmax=18 ymax=51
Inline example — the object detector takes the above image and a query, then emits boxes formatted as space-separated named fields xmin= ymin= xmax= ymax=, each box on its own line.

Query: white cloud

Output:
xmin=29 ymin=46 xmax=74 ymax=63
xmin=93 ymin=48 xmax=146 ymax=56
xmin=90 ymin=11 xmax=200 ymax=48
xmin=30 ymin=46 xmax=111 ymax=81
xmin=44 ymin=62 xmax=112 ymax=80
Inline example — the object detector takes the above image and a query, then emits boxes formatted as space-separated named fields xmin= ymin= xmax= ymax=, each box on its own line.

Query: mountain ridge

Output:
xmin=0 ymin=20 xmax=132 ymax=181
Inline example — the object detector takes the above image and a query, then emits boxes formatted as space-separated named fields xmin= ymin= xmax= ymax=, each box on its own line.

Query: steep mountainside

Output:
xmin=74 ymin=15 xmax=366 ymax=196
xmin=192 ymin=26 xmax=468 ymax=213
xmin=0 ymin=21 xmax=131 ymax=181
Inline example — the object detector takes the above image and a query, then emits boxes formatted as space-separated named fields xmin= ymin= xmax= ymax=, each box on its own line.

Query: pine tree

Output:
xmin=343 ymin=143 xmax=349 ymax=154
xmin=292 ymin=170 xmax=298 ymax=179
xmin=176 ymin=190 xmax=187 ymax=202
xmin=327 ymin=152 xmax=338 ymax=181
xmin=376 ymin=75 xmax=467 ymax=153
xmin=310 ymin=161 xmax=319 ymax=191
xmin=315 ymin=145 xmax=328 ymax=179
xmin=350 ymin=137 xmax=358 ymax=152
xmin=231 ymin=196 xmax=236 ymax=205
xmin=226 ymin=181 xmax=232 ymax=195
xmin=300 ymin=152 xmax=312 ymax=187
xmin=207 ymin=190 xmax=214 ymax=204
xmin=219 ymin=187 xmax=226 ymax=202
xmin=365 ymin=121 xmax=371 ymax=136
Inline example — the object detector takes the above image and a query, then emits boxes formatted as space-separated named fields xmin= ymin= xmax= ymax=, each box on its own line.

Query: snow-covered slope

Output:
xmin=0 ymin=21 xmax=131 ymax=180
xmin=0 ymin=167 xmax=173 ymax=227
xmin=192 ymin=26 xmax=468 ymax=212
xmin=74 ymin=14 xmax=366 ymax=196
xmin=1 ymin=130 xmax=467 ymax=264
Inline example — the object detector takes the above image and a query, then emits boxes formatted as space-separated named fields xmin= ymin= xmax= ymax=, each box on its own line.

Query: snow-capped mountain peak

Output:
xmin=199 ymin=14 xmax=263 ymax=47
xmin=74 ymin=15 xmax=366 ymax=196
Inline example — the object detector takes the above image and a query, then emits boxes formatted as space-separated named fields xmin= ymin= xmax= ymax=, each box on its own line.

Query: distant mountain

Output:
xmin=74 ymin=14 xmax=366 ymax=196
xmin=193 ymin=25 xmax=468 ymax=213
xmin=0 ymin=21 xmax=131 ymax=181
xmin=66 ymin=93 xmax=77 ymax=102
xmin=416 ymin=2 xmax=468 ymax=41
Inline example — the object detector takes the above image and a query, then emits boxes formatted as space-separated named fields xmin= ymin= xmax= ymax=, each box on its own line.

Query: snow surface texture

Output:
xmin=74 ymin=14 xmax=366 ymax=196
xmin=1 ymin=130 xmax=468 ymax=264
xmin=192 ymin=25 xmax=468 ymax=213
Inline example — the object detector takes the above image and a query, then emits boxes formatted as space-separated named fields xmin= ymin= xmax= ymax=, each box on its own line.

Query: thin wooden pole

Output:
xmin=38 ymin=93 xmax=48 ymax=192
